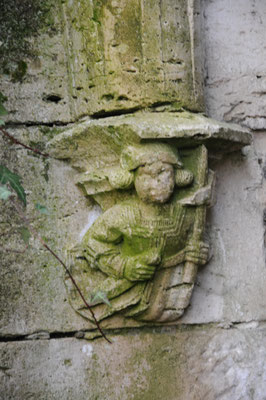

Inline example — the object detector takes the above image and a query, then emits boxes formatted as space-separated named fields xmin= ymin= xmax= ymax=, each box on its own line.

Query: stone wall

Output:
xmin=1 ymin=1 xmax=266 ymax=399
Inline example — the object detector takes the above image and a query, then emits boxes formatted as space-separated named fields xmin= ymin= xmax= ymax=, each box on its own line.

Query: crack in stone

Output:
xmin=0 ymin=320 xmax=265 ymax=343
xmin=4 ymin=121 xmax=76 ymax=128
xmin=4 ymin=102 xmax=198 ymax=130
xmin=0 ymin=331 xmax=77 ymax=343
xmin=90 ymin=106 xmax=142 ymax=119
xmin=158 ymin=0 xmax=166 ymax=91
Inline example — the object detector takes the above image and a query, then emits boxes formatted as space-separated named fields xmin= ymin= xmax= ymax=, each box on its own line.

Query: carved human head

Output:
xmin=134 ymin=161 xmax=175 ymax=203
xmin=117 ymin=143 xmax=193 ymax=203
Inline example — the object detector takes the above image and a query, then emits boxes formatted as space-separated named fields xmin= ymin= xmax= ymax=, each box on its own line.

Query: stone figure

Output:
xmin=67 ymin=142 xmax=212 ymax=323
xmin=48 ymin=111 xmax=249 ymax=327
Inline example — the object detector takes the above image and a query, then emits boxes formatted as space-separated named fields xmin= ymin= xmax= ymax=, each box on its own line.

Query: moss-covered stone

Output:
xmin=62 ymin=0 xmax=205 ymax=116
xmin=11 ymin=61 xmax=28 ymax=83
xmin=0 ymin=126 xmax=93 ymax=336
xmin=0 ymin=0 xmax=205 ymax=123
xmin=0 ymin=0 xmax=57 ymax=71
xmin=0 ymin=0 xmax=73 ymax=124
xmin=48 ymin=111 xmax=252 ymax=164
xmin=1 ymin=327 xmax=266 ymax=399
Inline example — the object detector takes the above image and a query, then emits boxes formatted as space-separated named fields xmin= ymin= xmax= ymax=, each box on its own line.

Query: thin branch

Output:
xmin=1 ymin=125 xmax=110 ymax=342
xmin=0 ymin=127 xmax=49 ymax=158
xmin=10 ymin=198 xmax=111 ymax=344
xmin=41 ymin=241 xmax=111 ymax=343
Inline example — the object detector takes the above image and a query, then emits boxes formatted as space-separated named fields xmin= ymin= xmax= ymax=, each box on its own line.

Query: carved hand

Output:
xmin=185 ymin=240 xmax=209 ymax=266
xmin=67 ymin=244 xmax=86 ymax=265
xmin=124 ymin=250 xmax=161 ymax=282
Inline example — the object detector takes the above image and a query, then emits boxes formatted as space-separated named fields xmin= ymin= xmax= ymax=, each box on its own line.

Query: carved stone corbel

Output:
xmin=48 ymin=111 xmax=251 ymax=329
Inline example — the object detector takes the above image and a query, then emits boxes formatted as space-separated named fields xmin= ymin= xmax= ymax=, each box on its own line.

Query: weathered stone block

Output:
xmin=1 ymin=326 xmax=266 ymax=399
xmin=45 ymin=110 xmax=250 ymax=329
xmin=182 ymin=141 xmax=266 ymax=324
xmin=0 ymin=115 xmax=255 ymax=336
xmin=0 ymin=128 xmax=92 ymax=336
xmin=204 ymin=0 xmax=266 ymax=130
xmin=62 ymin=0 xmax=205 ymax=115
xmin=0 ymin=1 xmax=73 ymax=124
xmin=0 ymin=0 xmax=205 ymax=124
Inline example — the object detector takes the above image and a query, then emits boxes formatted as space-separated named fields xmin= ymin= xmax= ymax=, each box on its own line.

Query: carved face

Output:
xmin=135 ymin=161 xmax=175 ymax=203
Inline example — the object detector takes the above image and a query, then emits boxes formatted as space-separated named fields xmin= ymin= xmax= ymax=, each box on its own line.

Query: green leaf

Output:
xmin=35 ymin=203 xmax=49 ymax=215
xmin=0 ymin=185 xmax=12 ymax=200
xmin=0 ymin=119 xmax=5 ymax=126
xmin=0 ymin=92 xmax=7 ymax=104
xmin=0 ymin=103 xmax=8 ymax=116
xmin=90 ymin=291 xmax=111 ymax=307
xmin=0 ymin=165 xmax=26 ymax=206
xmin=18 ymin=227 xmax=31 ymax=245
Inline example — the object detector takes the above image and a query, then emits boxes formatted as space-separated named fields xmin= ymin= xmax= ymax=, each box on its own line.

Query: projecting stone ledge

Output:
xmin=48 ymin=111 xmax=251 ymax=161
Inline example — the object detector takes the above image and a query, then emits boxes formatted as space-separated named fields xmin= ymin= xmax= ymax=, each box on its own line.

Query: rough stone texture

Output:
xmin=0 ymin=128 xmax=93 ymax=336
xmin=0 ymin=119 xmax=254 ymax=337
xmin=1 ymin=0 xmax=205 ymax=124
xmin=61 ymin=0 xmax=205 ymax=116
xmin=3 ymin=138 xmax=265 ymax=333
xmin=182 ymin=142 xmax=266 ymax=324
xmin=0 ymin=1 xmax=73 ymax=124
xmin=48 ymin=111 xmax=251 ymax=159
xmin=1 ymin=326 xmax=266 ymax=400
xmin=1 ymin=0 xmax=266 ymax=398
xmin=204 ymin=0 xmax=266 ymax=130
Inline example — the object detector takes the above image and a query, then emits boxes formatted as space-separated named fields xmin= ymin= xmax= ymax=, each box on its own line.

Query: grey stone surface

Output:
xmin=60 ymin=0 xmax=205 ymax=115
xmin=0 ymin=127 xmax=93 ymax=336
xmin=0 ymin=0 xmax=264 ymax=337
xmin=0 ymin=1 xmax=73 ymax=124
xmin=181 ymin=140 xmax=266 ymax=324
xmin=48 ymin=111 xmax=251 ymax=159
xmin=204 ymin=0 xmax=266 ymax=130
xmin=1 ymin=0 xmax=266 ymax=398
xmin=1 ymin=0 xmax=205 ymax=125
xmin=1 ymin=325 xmax=266 ymax=400
xmin=0 ymin=123 xmax=258 ymax=337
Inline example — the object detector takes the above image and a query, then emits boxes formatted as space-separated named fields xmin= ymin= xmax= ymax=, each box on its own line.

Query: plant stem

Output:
xmin=41 ymin=241 xmax=111 ymax=343
xmin=0 ymin=127 xmax=49 ymax=158
xmin=10 ymin=198 xmax=111 ymax=344
xmin=2 ymin=125 xmax=111 ymax=342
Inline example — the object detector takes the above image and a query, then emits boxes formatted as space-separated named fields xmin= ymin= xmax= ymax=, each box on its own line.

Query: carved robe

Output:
xmin=81 ymin=196 xmax=195 ymax=321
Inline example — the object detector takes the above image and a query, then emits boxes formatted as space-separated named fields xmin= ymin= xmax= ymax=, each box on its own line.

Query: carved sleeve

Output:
xmin=82 ymin=206 xmax=128 ymax=279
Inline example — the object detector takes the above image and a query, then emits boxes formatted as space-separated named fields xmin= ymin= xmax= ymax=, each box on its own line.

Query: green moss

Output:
xmin=40 ymin=126 xmax=63 ymax=140
xmin=41 ymin=160 xmax=50 ymax=183
xmin=28 ymin=141 xmax=46 ymax=152
xmin=92 ymin=1 xmax=102 ymax=25
xmin=11 ymin=61 xmax=28 ymax=82
xmin=0 ymin=0 xmax=57 ymax=72
xmin=0 ymin=92 xmax=7 ymax=104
